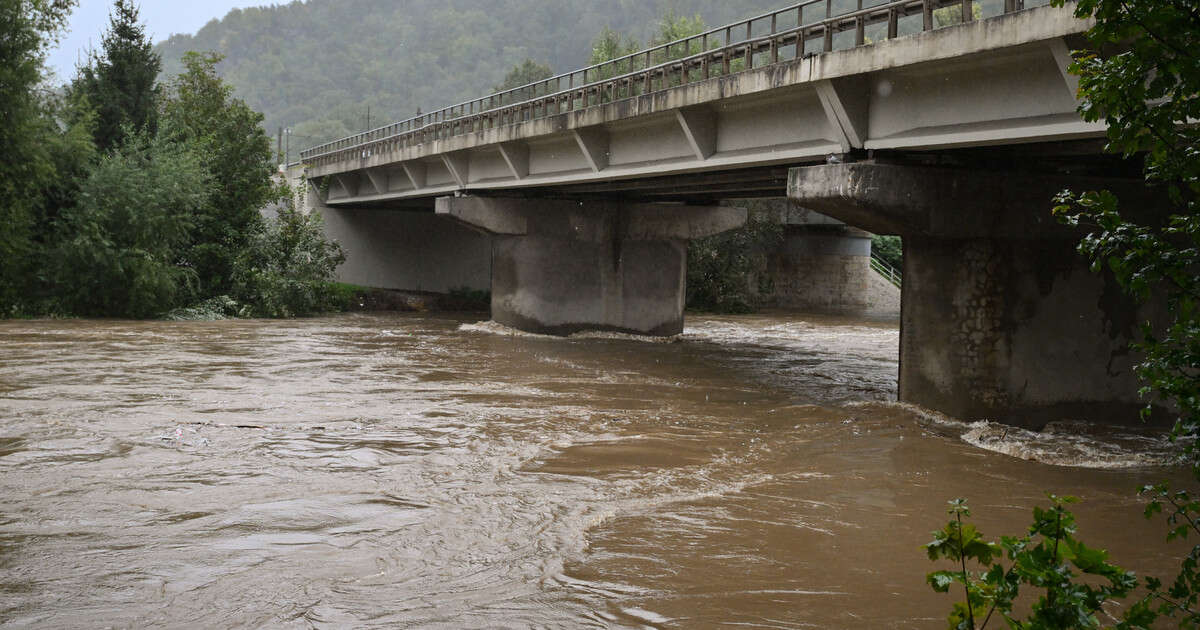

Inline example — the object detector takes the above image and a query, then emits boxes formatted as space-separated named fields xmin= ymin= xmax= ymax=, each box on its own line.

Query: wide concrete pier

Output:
xmin=438 ymin=197 xmax=745 ymax=335
xmin=789 ymin=162 xmax=1162 ymax=427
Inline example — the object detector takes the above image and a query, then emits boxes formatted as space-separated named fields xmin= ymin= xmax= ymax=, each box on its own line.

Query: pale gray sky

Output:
xmin=47 ymin=0 xmax=275 ymax=83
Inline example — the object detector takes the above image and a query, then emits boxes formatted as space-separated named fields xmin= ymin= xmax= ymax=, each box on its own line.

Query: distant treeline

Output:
xmin=153 ymin=0 xmax=794 ymax=150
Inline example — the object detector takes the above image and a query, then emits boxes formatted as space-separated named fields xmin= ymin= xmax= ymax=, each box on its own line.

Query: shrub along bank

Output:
xmin=1 ymin=0 xmax=343 ymax=320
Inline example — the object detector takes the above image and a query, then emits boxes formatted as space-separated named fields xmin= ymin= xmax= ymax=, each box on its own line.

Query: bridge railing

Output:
xmin=300 ymin=0 xmax=1049 ymax=167
xmin=870 ymin=252 xmax=903 ymax=287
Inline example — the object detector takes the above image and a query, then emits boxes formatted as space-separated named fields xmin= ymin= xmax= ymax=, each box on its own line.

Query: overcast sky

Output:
xmin=47 ymin=0 xmax=274 ymax=82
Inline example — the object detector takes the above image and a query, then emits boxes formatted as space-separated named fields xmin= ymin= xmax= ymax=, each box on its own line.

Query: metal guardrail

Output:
xmin=870 ymin=252 xmax=902 ymax=287
xmin=300 ymin=0 xmax=1049 ymax=166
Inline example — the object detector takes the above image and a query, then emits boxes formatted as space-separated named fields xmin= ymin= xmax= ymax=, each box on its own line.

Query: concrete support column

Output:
xmin=789 ymin=162 xmax=1163 ymax=427
xmin=767 ymin=225 xmax=875 ymax=313
xmin=901 ymin=235 xmax=1147 ymax=427
xmin=438 ymin=196 xmax=746 ymax=336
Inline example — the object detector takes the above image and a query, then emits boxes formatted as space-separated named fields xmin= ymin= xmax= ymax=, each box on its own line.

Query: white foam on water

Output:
xmin=458 ymin=320 xmax=678 ymax=343
xmin=960 ymin=420 xmax=1181 ymax=469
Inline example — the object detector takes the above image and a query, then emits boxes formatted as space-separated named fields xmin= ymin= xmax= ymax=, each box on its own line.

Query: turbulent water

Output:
xmin=0 ymin=312 xmax=1189 ymax=628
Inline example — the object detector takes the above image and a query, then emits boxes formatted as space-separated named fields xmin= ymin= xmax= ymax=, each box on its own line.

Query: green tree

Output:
xmin=73 ymin=0 xmax=160 ymax=153
xmin=161 ymin=51 xmax=276 ymax=298
xmin=494 ymin=58 xmax=554 ymax=93
xmin=686 ymin=205 xmax=782 ymax=313
xmin=232 ymin=187 xmax=346 ymax=318
xmin=872 ymin=235 xmax=902 ymax=270
xmin=588 ymin=25 xmax=640 ymax=74
xmin=0 ymin=0 xmax=77 ymax=314
xmin=1049 ymin=0 xmax=1198 ymax=625
xmin=649 ymin=9 xmax=707 ymax=64
xmin=51 ymin=128 xmax=211 ymax=318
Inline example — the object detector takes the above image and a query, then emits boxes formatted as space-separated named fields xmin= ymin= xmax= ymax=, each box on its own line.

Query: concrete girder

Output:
xmin=436 ymin=197 xmax=746 ymax=241
xmin=363 ymin=167 xmax=389 ymax=195
xmin=675 ymin=105 xmax=717 ymax=161
xmin=332 ymin=173 xmax=359 ymax=198
xmin=401 ymin=161 xmax=427 ymax=190
xmin=1047 ymin=38 xmax=1080 ymax=101
xmin=815 ymin=77 xmax=870 ymax=153
xmin=435 ymin=196 xmax=528 ymax=235
xmin=787 ymin=162 xmax=1158 ymax=238
xmin=307 ymin=4 xmax=1101 ymax=198
xmin=442 ymin=151 xmax=470 ymax=187
xmin=573 ymin=127 xmax=609 ymax=172
xmin=498 ymin=141 xmax=530 ymax=179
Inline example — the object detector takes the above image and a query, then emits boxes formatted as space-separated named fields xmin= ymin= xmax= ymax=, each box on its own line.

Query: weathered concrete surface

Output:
xmin=787 ymin=162 xmax=1154 ymax=237
xmin=789 ymin=162 xmax=1163 ymax=427
xmin=438 ymin=197 xmax=746 ymax=335
xmin=901 ymin=236 xmax=1149 ymax=428
xmin=761 ymin=226 xmax=877 ymax=314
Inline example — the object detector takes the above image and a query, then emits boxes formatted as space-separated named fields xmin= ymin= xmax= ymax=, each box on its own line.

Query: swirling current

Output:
xmin=0 ymin=312 xmax=1187 ymax=628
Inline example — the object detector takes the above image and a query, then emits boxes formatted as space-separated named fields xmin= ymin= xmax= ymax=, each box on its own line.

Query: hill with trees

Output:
xmin=152 ymin=0 xmax=791 ymax=153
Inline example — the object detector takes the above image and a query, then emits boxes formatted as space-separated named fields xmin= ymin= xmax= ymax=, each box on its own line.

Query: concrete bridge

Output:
xmin=296 ymin=0 xmax=1162 ymax=428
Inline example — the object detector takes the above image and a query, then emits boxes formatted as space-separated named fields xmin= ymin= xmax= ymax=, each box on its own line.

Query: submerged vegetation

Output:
xmin=1 ymin=0 xmax=343 ymax=320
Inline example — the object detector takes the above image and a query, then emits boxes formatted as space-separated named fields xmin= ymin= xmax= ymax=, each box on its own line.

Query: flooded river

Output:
xmin=0 ymin=312 xmax=1188 ymax=628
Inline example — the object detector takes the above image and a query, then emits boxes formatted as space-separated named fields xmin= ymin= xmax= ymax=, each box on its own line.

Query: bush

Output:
xmin=231 ymin=191 xmax=346 ymax=318
xmin=925 ymin=497 xmax=1138 ymax=629
xmin=686 ymin=206 xmax=782 ymax=313
xmin=50 ymin=128 xmax=210 ymax=318
xmin=872 ymin=235 xmax=903 ymax=270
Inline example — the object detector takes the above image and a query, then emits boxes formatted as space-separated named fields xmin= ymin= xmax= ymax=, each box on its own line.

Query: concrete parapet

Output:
xmin=437 ymin=196 xmax=746 ymax=336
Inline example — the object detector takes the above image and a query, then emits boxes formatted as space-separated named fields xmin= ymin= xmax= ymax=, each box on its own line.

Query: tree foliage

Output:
xmin=232 ymin=190 xmax=346 ymax=318
xmin=1 ymin=0 xmax=347 ymax=321
xmin=686 ymin=206 xmax=783 ymax=313
xmin=1047 ymin=0 xmax=1198 ymax=625
xmin=494 ymin=58 xmax=554 ymax=93
xmin=161 ymin=51 xmax=275 ymax=298
xmin=0 ymin=0 xmax=76 ymax=314
xmin=51 ymin=128 xmax=211 ymax=318
xmin=872 ymin=235 xmax=903 ymax=270
xmin=925 ymin=498 xmax=1139 ymax=630
xmin=73 ymin=0 xmax=160 ymax=153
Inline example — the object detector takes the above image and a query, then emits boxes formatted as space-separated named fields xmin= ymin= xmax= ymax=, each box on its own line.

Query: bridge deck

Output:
xmin=299 ymin=0 xmax=1097 ymax=206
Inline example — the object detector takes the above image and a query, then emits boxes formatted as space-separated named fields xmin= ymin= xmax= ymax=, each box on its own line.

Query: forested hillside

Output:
xmin=154 ymin=0 xmax=789 ymax=153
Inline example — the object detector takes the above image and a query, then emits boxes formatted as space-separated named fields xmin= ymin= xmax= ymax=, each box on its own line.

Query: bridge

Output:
xmin=294 ymin=0 xmax=1163 ymax=428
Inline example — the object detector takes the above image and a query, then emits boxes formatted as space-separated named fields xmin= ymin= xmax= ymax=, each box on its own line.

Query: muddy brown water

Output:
xmin=0 ymin=312 xmax=1189 ymax=628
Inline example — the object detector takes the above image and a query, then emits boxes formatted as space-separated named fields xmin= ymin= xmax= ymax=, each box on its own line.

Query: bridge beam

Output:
xmin=438 ymin=196 xmax=746 ymax=336
xmin=789 ymin=162 xmax=1166 ymax=428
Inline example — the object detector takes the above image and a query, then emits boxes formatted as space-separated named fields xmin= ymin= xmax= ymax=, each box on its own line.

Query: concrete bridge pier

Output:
xmin=759 ymin=204 xmax=887 ymax=314
xmin=438 ymin=196 xmax=746 ymax=336
xmin=789 ymin=163 xmax=1163 ymax=428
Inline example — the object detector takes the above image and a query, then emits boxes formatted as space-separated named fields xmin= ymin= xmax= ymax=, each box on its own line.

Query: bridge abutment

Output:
xmin=438 ymin=197 xmax=746 ymax=336
xmin=789 ymin=162 xmax=1162 ymax=428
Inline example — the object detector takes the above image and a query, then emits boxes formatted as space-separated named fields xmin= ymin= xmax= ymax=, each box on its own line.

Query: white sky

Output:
xmin=47 ymin=0 xmax=274 ymax=82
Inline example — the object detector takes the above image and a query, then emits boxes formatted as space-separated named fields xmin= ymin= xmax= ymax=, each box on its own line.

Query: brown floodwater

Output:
xmin=0 ymin=312 xmax=1189 ymax=628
